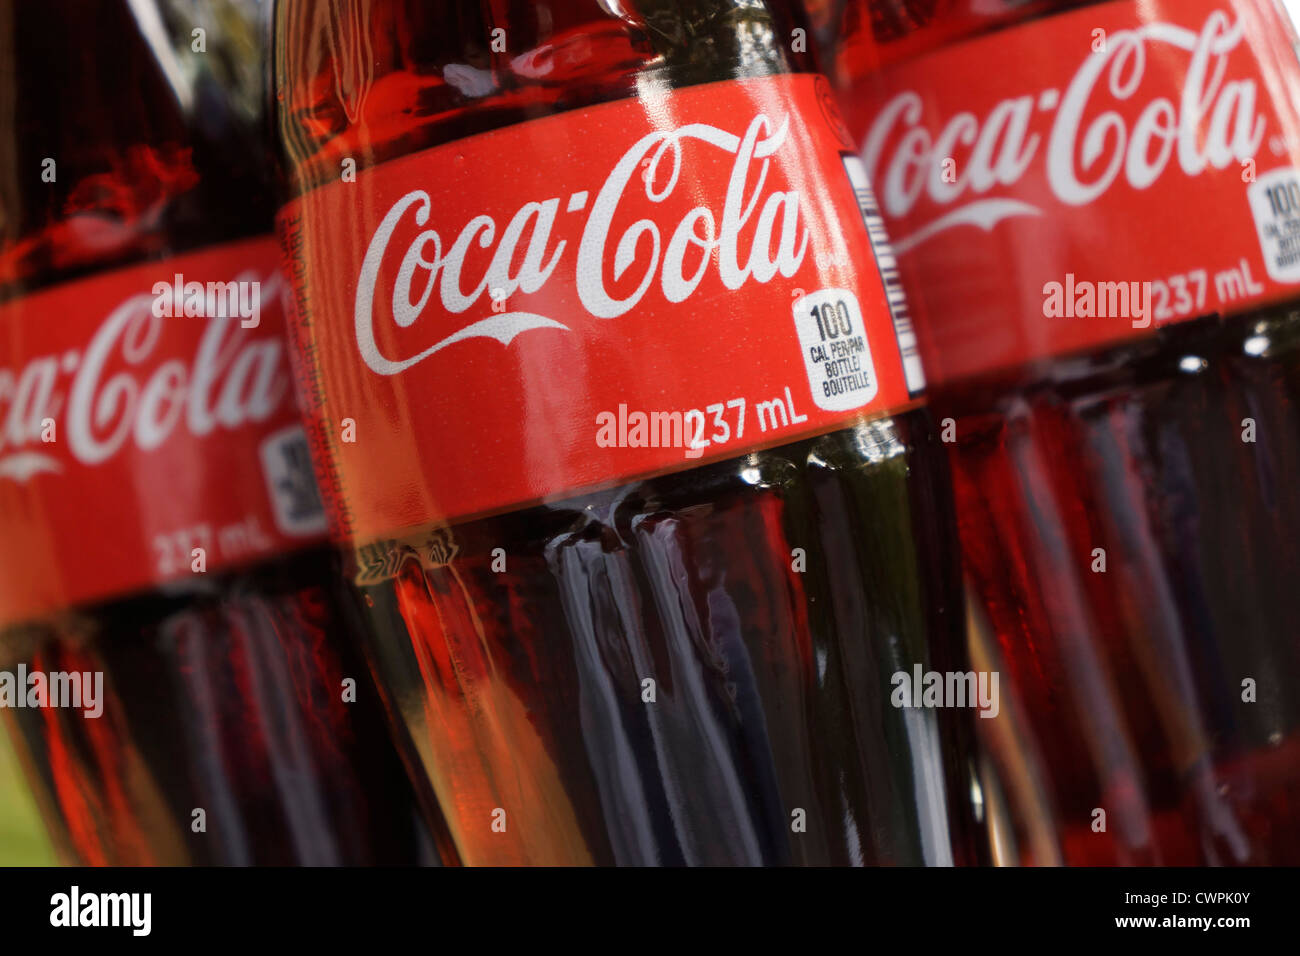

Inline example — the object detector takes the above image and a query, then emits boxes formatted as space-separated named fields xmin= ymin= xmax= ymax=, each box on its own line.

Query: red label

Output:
xmin=0 ymin=237 xmax=327 ymax=628
xmin=279 ymin=74 xmax=919 ymax=546
xmin=840 ymin=0 xmax=1300 ymax=387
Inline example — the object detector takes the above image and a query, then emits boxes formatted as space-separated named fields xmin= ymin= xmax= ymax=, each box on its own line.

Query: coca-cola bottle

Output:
xmin=0 ymin=0 xmax=431 ymax=864
xmin=274 ymin=0 xmax=994 ymax=865
xmin=825 ymin=0 xmax=1300 ymax=863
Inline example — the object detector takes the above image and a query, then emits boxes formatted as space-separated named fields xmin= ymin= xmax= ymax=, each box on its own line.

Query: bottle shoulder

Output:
xmin=274 ymin=0 xmax=818 ymax=198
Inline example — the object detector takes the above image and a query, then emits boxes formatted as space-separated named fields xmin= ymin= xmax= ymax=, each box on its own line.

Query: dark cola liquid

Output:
xmin=0 ymin=0 xmax=428 ymax=864
xmin=3 ymin=552 xmax=425 ymax=865
xmin=359 ymin=419 xmax=981 ymax=865
xmin=948 ymin=310 xmax=1300 ymax=865
xmin=832 ymin=0 xmax=1300 ymax=864
xmin=277 ymin=0 xmax=989 ymax=865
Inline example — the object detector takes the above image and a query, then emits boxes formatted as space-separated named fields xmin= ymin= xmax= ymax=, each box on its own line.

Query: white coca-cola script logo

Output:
xmin=862 ymin=10 xmax=1266 ymax=252
xmin=355 ymin=113 xmax=810 ymax=375
xmin=0 ymin=270 xmax=289 ymax=482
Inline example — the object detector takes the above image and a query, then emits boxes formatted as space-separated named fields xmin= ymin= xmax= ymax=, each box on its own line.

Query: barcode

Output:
xmin=259 ymin=425 xmax=328 ymax=537
xmin=841 ymin=155 xmax=926 ymax=394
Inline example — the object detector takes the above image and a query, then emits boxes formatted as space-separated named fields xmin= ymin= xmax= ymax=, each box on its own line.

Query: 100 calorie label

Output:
xmin=793 ymin=289 xmax=878 ymax=411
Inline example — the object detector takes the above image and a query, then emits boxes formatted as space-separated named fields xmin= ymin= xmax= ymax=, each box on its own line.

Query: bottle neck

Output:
xmin=274 ymin=0 xmax=817 ymax=199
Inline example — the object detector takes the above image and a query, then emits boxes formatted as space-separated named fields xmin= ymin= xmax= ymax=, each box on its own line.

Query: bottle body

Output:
xmin=827 ymin=0 xmax=1300 ymax=863
xmin=0 ymin=0 xmax=427 ymax=864
xmin=276 ymin=0 xmax=990 ymax=865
